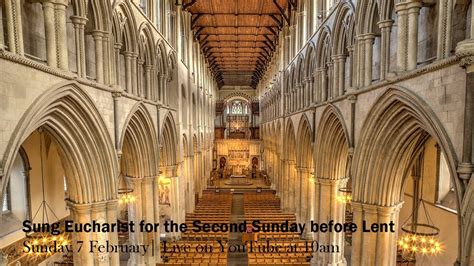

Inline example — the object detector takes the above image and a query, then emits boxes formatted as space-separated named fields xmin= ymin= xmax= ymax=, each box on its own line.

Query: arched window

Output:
xmin=0 ymin=1 xmax=7 ymax=49
xmin=21 ymin=0 xmax=46 ymax=62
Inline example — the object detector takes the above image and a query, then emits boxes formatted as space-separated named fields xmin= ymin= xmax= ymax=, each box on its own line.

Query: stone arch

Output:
xmin=119 ymin=103 xmax=159 ymax=178
xmin=351 ymin=86 xmax=465 ymax=265
xmin=314 ymin=105 xmax=351 ymax=180
xmin=1 ymin=82 xmax=117 ymax=204
xmin=160 ymin=112 xmax=178 ymax=167
xmin=332 ymin=1 xmax=355 ymax=56
xmin=296 ymin=114 xmax=313 ymax=169
xmin=352 ymin=87 xmax=460 ymax=207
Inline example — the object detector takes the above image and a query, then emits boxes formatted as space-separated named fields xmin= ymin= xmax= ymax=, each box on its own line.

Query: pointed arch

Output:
xmin=314 ymin=105 xmax=351 ymax=180
xmin=160 ymin=112 xmax=178 ymax=167
xmin=1 ymin=82 xmax=117 ymax=204
xmin=119 ymin=103 xmax=159 ymax=179
xmin=296 ymin=114 xmax=313 ymax=168
xmin=352 ymin=87 xmax=461 ymax=207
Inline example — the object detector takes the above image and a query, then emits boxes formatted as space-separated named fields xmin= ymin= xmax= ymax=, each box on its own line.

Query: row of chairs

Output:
xmin=162 ymin=191 xmax=231 ymax=264
xmin=243 ymin=192 xmax=311 ymax=265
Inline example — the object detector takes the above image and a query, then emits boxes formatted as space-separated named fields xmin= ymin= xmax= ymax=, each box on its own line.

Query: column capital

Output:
xmin=377 ymin=19 xmax=394 ymax=29
xmin=406 ymin=0 xmax=423 ymax=12
xmin=66 ymin=200 xmax=92 ymax=214
xmin=70 ymin=15 xmax=88 ymax=25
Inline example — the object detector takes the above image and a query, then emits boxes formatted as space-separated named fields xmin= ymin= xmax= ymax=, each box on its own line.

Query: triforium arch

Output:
xmin=0 ymin=82 xmax=118 ymax=265
xmin=295 ymin=114 xmax=314 ymax=235
xmin=313 ymin=105 xmax=351 ymax=265
xmin=119 ymin=102 xmax=160 ymax=265
xmin=351 ymin=87 xmax=464 ymax=265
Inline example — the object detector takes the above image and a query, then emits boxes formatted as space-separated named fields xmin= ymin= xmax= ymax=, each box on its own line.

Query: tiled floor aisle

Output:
xmin=227 ymin=193 xmax=248 ymax=265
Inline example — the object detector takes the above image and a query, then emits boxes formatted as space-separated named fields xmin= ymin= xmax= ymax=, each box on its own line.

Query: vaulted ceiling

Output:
xmin=184 ymin=0 xmax=293 ymax=88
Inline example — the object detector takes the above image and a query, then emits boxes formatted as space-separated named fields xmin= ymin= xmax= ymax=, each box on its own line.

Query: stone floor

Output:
xmin=227 ymin=193 xmax=248 ymax=266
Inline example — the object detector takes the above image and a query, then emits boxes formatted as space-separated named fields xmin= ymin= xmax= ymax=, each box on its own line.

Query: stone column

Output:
xmin=296 ymin=83 xmax=303 ymax=110
xmin=113 ymin=43 xmax=122 ymax=87
xmin=71 ymin=16 xmax=87 ymax=77
xmin=141 ymin=176 xmax=157 ymax=265
xmin=378 ymin=20 xmax=393 ymax=80
xmin=68 ymin=202 xmax=94 ymax=265
xmin=355 ymin=36 xmax=366 ymax=88
xmin=321 ymin=68 xmax=328 ymax=101
xmin=55 ymin=0 xmax=69 ymax=70
xmin=347 ymin=46 xmax=355 ymax=88
xmin=144 ymin=65 xmax=152 ymax=99
xmin=406 ymin=0 xmax=422 ymax=70
xmin=396 ymin=2 xmax=408 ymax=72
xmin=92 ymin=30 xmax=104 ymax=83
xmin=137 ymin=59 xmax=144 ymax=97
xmin=363 ymin=34 xmax=375 ymax=86
xmin=102 ymin=33 xmax=111 ymax=85
xmin=295 ymin=168 xmax=303 ymax=223
xmin=123 ymin=52 xmax=133 ymax=94
xmin=288 ymin=160 xmax=296 ymax=213
xmin=42 ymin=0 xmax=58 ymax=67
xmin=4 ymin=0 xmax=24 ymax=54
xmin=91 ymin=202 xmax=109 ymax=266
xmin=437 ymin=0 xmax=454 ymax=59
xmin=131 ymin=53 xmax=138 ymax=96
xmin=126 ymin=177 xmax=145 ymax=265
xmin=333 ymin=55 xmax=346 ymax=97
xmin=351 ymin=202 xmax=402 ymax=266
xmin=313 ymin=177 xmax=347 ymax=265
xmin=152 ymin=176 xmax=161 ymax=262
xmin=106 ymin=200 xmax=120 ymax=266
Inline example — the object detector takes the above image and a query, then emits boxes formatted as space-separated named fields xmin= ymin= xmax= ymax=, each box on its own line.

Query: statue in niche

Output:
xmin=159 ymin=181 xmax=171 ymax=205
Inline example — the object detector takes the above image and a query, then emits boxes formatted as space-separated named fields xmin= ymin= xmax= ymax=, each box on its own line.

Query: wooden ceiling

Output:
xmin=184 ymin=0 xmax=294 ymax=88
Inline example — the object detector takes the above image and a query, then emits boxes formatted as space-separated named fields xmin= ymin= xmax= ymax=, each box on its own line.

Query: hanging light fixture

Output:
xmin=117 ymin=174 xmax=135 ymax=205
xmin=336 ymin=187 xmax=352 ymax=204
xmin=398 ymin=199 xmax=443 ymax=259
xmin=25 ymin=129 xmax=69 ymax=259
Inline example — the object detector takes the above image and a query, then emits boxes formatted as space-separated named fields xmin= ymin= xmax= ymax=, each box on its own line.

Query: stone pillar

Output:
xmin=356 ymin=36 xmax=366 ymax=88
xmin=4 ymin=0 xmax=24 ymax=54
xmin=123 ymin=52 xmax=133 ymax=93
xmin=126 ymin=177 xmax=145 ymax=265
xmin=137 ymin=59 xmax=144 ymax=98
xmin=68 ymin=202 xmax=94 ymax=265
xmin=144 ymin=65 xmax=152 ymax=99
xmin=92 ymin=31 xmax=104 ymax=83
xmin=351 ymin=202 xmax=402 ymax=266
xmin=102 ymin=33 xmax=111 ymax=85
xmin=141 ymin=176 xmax=157 ymax=265
xmin=347 ymin=46 xmax=355 ymax=88
xmin=363 ymin=34 xmax=375 ymax=86
xmin=42 ymin=0 xmax=58 ymax=67
xmin=106 ymin=200 xmax=120 ymax=266
xmin=321 ymin=68 xmax=327 ymax=101
xmin=90 ymin=202 xmax=109 ymax=266
xmin=113 ymin=43 xmax=122 ymax=87
xmin=327 ymin=62 xmax=334 ymax=99
xmin=288 ymin=160 xmax=296 ymax=213
xmin=333 ymin=55 xmax=346 ymax=97
xmin=295 ymin=168 xmax=303 ymax=223
xmin=313 ymin=178 xmax=347 ymax=265
xmin=55 ymin=0 xmax=69 ymax=70
xmin=71 ymin=16 xmax=87 ymax=77
xmin=152 ymin=176 xmax=161 ymax=262
xmin=396 ymin=2 xmax=408 ymax=72
xmin=406 ymin=0 xmax=422 ymax=70
xmin=378 ymin=20 xmax=393 ymax=80
xmin=131 ymin=53 xmax=138 ymax=96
